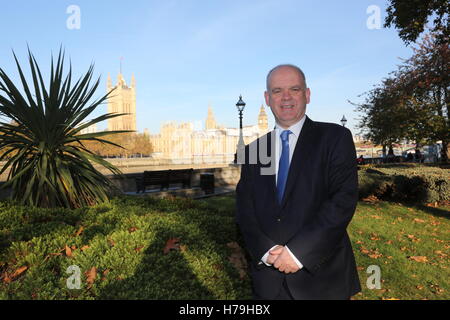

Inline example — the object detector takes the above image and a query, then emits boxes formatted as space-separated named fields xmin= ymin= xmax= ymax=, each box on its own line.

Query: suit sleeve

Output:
xmin=286 ymin=128 xmax=358 ymax=273
xmin=236 ymin=161 xmax=277 ymax=263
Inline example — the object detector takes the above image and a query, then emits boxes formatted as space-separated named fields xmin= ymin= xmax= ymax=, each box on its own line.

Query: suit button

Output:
xmin=277 ymin=218 xmax=281 ymax=222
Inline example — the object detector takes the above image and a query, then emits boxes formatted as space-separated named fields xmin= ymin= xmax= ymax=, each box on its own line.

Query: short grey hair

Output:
xmin=266 ymin=64 xmax=307 ymax=91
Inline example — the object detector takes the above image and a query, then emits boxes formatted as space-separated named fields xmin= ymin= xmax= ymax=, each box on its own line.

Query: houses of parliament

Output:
xmin=105 ymin=72 xmax=269 ymax=163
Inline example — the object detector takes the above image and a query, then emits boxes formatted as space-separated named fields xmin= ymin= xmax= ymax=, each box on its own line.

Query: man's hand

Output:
xmin=266 ymin=245 xmax=284 ymax=264
xmin=272 ymin=247 xmax=300 ymax=274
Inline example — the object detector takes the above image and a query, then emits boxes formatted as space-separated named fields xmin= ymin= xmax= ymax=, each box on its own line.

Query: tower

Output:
xmin=205 ymin=104 xmax=217 ymax=130
xmin=258 ymin=104 xmax=268 ymax=131
xmin=107 ymin=72 xmax=137 ymax=131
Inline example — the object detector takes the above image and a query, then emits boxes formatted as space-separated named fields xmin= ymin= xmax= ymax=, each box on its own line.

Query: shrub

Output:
xmin=0 ymin=48 xmax=129 ymax=208
xmin=358 ymin=163 xmax=449 ymax=204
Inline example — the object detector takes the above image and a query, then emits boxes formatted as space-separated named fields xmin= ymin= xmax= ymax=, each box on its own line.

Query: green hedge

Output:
xmin=358 ymin=164 xmax=449 ymax=204
xmin=0 ymin=196 xmax=252 ymax=300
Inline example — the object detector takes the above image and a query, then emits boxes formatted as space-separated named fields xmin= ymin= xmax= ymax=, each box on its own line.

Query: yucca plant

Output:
xmin=0 ymin=48 xmax=129 ymax=208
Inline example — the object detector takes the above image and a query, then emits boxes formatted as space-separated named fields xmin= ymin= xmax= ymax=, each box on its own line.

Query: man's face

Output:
xmin=264 ymin=66 xmax=310 ymax=128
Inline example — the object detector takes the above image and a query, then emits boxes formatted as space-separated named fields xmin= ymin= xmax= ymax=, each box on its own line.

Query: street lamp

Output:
xmin=235 ymin=95 xmax=246 ymax=164
xmin=341 ymin=115 xmax=347 ymax=127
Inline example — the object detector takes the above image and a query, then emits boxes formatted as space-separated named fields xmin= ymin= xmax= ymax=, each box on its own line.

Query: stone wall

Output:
xmin=0 ymin=165 xmax=242 ymax=199
xmin=109 ymin=164 xmax=241 ymax=193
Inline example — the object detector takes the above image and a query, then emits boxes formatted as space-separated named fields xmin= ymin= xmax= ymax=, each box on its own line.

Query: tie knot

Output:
xmin=280 ymin=130 xmax=291 ymax=142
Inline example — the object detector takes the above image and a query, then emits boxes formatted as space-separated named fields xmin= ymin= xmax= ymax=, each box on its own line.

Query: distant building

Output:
xmin=79 ymin=123 xmax=97 ymax=134
xmin=107 ymin=73 xmax=136 ymax=131
xmin=149 ymin=105 xmax=269 ymax=163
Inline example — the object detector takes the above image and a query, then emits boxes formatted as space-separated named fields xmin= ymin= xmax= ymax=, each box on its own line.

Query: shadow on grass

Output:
xmin=97 ymin=226 xmax=214 ymax=300
xmin=97 ymin=196 xmax=252 ymax=300
xmin=413 ymin=204 xmax=450 ymax=220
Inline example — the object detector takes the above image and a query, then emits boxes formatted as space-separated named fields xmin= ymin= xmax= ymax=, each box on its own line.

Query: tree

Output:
xmin=0 ymin=48 xmax=129 ymax=208
xmin=402 ymin=33 xmax=449 ymax=161
xmin=354 ymin=33 xmax=449 ymax=162
xmin=384 ymin=0 xmax=449 ymax=45
xmin=352 ymin=74 xmax=412 ymax=152
xmin=83 ymin=132 xmax=153 ymax=158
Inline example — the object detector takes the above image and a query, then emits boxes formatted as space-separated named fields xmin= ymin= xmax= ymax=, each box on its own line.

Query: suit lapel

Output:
xmin=280 ymin=116 xmax=316 ymax=208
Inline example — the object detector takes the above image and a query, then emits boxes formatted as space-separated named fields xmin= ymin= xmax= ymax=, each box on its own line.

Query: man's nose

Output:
xmin=281 ymin=90 xmax=292 ymax=100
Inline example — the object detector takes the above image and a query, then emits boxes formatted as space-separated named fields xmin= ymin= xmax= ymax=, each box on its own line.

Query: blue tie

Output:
xmin=277 ymin=130 xmax=292 ymax=203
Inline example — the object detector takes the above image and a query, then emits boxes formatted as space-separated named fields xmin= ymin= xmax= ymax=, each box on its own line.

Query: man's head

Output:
xmin=264 ymin=64 xmax=310 ymax=129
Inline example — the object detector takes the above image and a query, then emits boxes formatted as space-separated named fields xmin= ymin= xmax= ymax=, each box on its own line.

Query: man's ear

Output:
xmin=264 ymin=91 xmax=270 ymax=106
xmin=305 ymin=88 xmax=311 ymax=104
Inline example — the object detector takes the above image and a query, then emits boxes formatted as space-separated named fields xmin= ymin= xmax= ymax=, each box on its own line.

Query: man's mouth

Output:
xmin=281 ymin=105 xmax=294 ymax=109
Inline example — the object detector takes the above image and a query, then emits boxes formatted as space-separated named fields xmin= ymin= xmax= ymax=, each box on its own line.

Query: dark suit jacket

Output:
xmin=236 ymin=116 xmax=361 ymax=300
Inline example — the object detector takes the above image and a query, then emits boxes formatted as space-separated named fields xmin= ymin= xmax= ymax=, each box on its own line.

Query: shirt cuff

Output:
xmin=260 ymin=245 xmax=280 ymax=266
xmin=285 ymin=245 xmax=303 ymax=269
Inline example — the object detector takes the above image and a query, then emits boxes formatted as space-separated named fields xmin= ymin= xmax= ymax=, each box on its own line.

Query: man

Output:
xmin=236 ymin=64 xmax=361 ymax=300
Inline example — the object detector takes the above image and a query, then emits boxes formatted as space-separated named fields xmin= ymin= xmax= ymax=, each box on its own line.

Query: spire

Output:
xmin=107 ymin=73 xmax=112 ymax=89
xmin=131 ymin=73 xmax=136 ymax=88
xmin=258 ymin=104 xmax=268 ymax=131
xmin=117 ymin=73 xmax=126 ymax=86
xmin=259 ymin=104 xmax=267 ymax=116
xmin=206 ymin=104 xmax=217 ymax=130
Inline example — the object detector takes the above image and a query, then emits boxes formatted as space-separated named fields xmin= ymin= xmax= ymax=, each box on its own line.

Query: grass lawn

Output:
xmin=0 ymin=194 xmax=448 ymax=300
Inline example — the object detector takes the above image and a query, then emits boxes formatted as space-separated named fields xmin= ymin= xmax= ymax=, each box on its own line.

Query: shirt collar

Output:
xmin=274 ymin=114 xmax=306 ymax=139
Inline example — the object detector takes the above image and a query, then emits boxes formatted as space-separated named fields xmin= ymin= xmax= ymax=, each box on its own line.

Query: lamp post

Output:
xmin=341 ymin=115 xmax=347 ymax=127
xmin=235 ymin=95 xmax=246 ymax=164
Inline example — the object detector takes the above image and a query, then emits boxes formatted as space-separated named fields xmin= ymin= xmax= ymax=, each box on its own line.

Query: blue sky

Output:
xmin=1 ymin=0 xmax=414 ymax=135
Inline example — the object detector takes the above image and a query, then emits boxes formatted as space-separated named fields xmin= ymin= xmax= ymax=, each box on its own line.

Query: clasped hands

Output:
xmin=266 ymin=245 xmax=300 ymax=274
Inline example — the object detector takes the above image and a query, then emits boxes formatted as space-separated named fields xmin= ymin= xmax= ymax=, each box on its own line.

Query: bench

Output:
xmin=136 ymin=169 xmax=193 ymax=193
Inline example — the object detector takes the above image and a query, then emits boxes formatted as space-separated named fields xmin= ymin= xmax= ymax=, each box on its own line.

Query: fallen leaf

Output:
xmin=101 ymin=269 xmax=110 ymax=281
xmin=2 ymin=272 xmax=11 ymax=283
xmin=12 ymin=266 xmax=28 ymax=278
xmin=128 ymin=227 xmax=138 ymax=233
xmin=408 ymin=256 xmax=428 ymax=263
xmin=435 ymin=250 xmax=447 ymax=258
xmin=75 ymin=226 xmax=84 ymax=237
xmin=2 ymin=266 xmax=28 ymax=283
xmin=163 ymin=238 xmax=180 ymax=254
xmin=134 ymin=246 xmax=144 ymax=252
xmin=362 ymin=195 xmax=379 ymax=203
xmin=413 ymin=218 xmax=425 ymax=223
xmin=65 ymin=245 xmax=72 ymax=257
xmin=368 ymin=252 xmax=383 ymax=259
xmin=85 ymin=267 xmax=97 ymax=288
xmin=80 ymin=245 xmax=90 ymax=251
xmin=406 ymin=234 xmax=420 ymax=242
xmin=360 ymin=248 xmax=370 ymax=255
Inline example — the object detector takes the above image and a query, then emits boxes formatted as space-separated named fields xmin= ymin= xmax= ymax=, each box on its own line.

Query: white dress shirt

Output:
xmin=260 ymin=115 xmax=306 ymax=269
